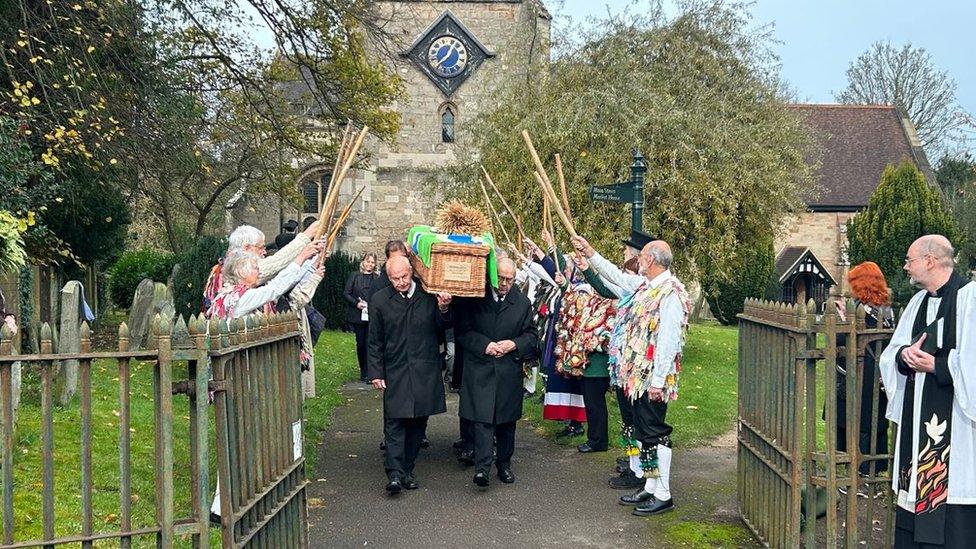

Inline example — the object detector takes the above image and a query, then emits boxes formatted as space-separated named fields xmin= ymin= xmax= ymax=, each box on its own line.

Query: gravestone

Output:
xmin=127 ymin=279 xmax=156 ymax=350
xmin=152 ymin=282 xmax=175 ymax=319
xmin=55 ymin=280 xmax=82 ymax=405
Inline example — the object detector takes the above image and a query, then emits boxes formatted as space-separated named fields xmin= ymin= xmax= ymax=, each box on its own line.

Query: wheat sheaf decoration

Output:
xmin=434 ymin=200 xmax=491 ymax=236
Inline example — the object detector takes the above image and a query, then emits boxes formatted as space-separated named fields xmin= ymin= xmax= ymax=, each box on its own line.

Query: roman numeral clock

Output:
xmin=405 ymin=11 xmax=495 ymax=97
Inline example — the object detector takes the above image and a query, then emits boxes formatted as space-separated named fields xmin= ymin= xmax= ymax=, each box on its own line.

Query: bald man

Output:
xmin=879 ymin=235 xmax=976 ymax=547
xmin=456 ymin=258 xmax=538 ymax=488
xmin=572 ymin=235 xmax=691 ymax=517
xmin=367 ymin=256 xmax=452 ymax=495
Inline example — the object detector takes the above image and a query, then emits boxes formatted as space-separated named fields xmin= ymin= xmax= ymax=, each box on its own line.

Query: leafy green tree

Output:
xmin=935 ymin=154 xmax=976 ymax=271
xmin=847 ymin=160 xmax=961 ymax=305
xmin=172 ymin=236 xmax=227 ymax=319
xmin=441 ymin=1 xmax=818 ymax=282
xmin=705 ymin=236 xmax=775 ymax=325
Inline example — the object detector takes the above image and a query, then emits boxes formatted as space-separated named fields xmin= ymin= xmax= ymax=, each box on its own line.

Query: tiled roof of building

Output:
xmin=790 ymin=104 xmax=936 ymax=211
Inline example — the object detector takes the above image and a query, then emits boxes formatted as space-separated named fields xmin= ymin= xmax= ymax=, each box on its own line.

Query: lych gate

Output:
xmin=775 ymin=246 xmax=836 ymax=310
xmin=0 ymin=311 xmax=309 ymax=548
xmin=737 ymin=298 xmax=895 ymax=547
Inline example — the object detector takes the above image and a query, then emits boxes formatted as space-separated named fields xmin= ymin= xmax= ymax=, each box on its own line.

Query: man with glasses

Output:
xmin=879 ymin=235 xmax=976 ymax=547
xmin=456 ymin=258 xmax=538 ymax=489
xmin=571 ymin=234 xmax=691 ymax=517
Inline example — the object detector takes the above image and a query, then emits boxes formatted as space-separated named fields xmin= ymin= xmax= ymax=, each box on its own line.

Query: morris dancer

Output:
xmin=572 ymin=235 xmax=691 ymax=517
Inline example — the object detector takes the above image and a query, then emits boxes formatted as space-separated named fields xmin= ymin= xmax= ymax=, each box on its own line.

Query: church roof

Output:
xmin=789 ymin=104 xmax=936 ymax=212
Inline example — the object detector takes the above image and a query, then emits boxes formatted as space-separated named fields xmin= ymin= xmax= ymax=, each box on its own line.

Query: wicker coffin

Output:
xmin=409 ymin=242 xmax=491 ymax=297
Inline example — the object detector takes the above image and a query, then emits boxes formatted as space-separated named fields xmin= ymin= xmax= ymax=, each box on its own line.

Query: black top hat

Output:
xmin=621 ymin=229 xmax=655 ymax=251
xmin=282 ymin=219 xmax=299 ymax=232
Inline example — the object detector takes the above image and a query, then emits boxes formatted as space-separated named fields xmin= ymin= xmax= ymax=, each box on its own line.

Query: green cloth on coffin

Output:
xmin=406 ymin=225 xmax=498 ymax=288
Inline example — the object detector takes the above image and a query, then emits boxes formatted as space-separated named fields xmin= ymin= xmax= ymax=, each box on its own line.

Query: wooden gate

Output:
xmin=0 ymin=311 xmax=308 ymax=548
xmin=738 ymin=298 xmax=896 ymax=548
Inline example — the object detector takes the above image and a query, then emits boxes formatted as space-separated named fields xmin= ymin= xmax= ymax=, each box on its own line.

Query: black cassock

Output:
xmin=456 ymin=288 xmax=537 ymax=473
xmin=367 ymin=282 xmax=449 ymax=480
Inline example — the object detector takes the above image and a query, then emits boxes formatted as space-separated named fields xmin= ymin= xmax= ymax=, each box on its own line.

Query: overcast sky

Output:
xmin=557 ymin=0 xmax=974 ymax=117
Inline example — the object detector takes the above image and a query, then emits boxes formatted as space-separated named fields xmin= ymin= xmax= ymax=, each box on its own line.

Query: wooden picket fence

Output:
xmin=0 ymin=311 xmax=308 ymax=548
xmin=737 ymin=298 xmax=896 ymax=548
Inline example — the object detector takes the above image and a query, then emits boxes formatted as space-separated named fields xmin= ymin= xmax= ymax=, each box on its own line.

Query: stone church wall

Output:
xmin=775 ymin=211 xmax=855 ymax=294
xmin=229 ymin=1 xmax=551 ymax=253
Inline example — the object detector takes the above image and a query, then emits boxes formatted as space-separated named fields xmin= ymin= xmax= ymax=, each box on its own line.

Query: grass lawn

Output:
xmin=3 ymin=329 xmax=358 ymax=545
xmin=524 ymin=321 xmax=739 ymax=448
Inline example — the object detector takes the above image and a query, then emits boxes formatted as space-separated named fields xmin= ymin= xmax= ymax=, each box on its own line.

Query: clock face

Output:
xmin=406 ymin=12 xmax=493 ymax=97
xmin=427 ymin=35 xmax=468 ymax=78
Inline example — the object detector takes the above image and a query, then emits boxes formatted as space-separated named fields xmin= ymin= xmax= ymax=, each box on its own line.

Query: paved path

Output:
xmin=307 ymin=383 xmax=744 ymax=548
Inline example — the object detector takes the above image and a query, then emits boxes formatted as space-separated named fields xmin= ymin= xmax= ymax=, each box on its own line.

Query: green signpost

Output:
xmin=588 ymin=150 xmax=646 ymax=232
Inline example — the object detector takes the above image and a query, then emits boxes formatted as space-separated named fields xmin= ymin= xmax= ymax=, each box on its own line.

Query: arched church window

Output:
xmin=440 ymin=103 xmax=456 ymax=143
xmin=302 ymin=173 xmax=330 ymax=214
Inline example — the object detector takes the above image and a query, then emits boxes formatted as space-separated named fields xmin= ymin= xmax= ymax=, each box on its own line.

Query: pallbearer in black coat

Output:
xmin=368 ymin=256 xmax=452 ymax=495
xmin=457 ymin=258 xmax=538 ymax=488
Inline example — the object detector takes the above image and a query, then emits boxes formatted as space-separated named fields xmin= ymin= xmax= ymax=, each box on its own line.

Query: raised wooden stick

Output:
xmin=554 ymin=153 xmax=574 ymax=226
xmin=533 ymin=168 xmax=578 ymax=240
xmin=320 ymin=185 xmax=367 ymax=265
xmin=522 ymin=131 xmax=577 ymax=238
xmin=480 ymin=166 xmax=525 ymax=242
xmin=318 ymin=125 xmax=370 ymax=240
xmin=541 ymin=192 xmax=559 ymax=267
xmin=480 ymin=180 xmax=512 ymax=247
xmin=316 ymin=122 xmax=354 ymax=239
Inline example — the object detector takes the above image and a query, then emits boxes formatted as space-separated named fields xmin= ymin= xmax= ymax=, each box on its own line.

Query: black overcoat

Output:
xmin=344 ymin=271 xmax=377 ymax=325
xmin=367 ymin=283 xmax=449 ymax=419
xmin=457 ymin=288 xmax=538 ymax=424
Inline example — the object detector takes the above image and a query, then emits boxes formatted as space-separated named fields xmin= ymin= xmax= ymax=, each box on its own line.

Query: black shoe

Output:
xmin=619 ymin=489 xmax=654 ymax=506
xmin=403 ymin=474 xmax=418 ymax=490
xmin=386 ymin=476 xmax=403 ymax=495
xmin=556 ymin=425 xmax=584 ymax=438
xmin=457 ymin=449 xmax=475 ymax=466
xmin=420 ymin=438 xmax=430 ymax=449
xmin=633 ymin=498 xmax=674 ymax=516
xmin=578 ymin=443 xmax=606 ymax=453
xmin=609 ymin=471 xmax=644 ymax=490
xmin=615 ymin=464 xmax=629 ymax=474
xmin=497 ymin=468 xmax=515 ymax=484
xmin=473 ymin=471 xmax=489 ymax=488
xmin=616 ymin=456 xmax=629 ymax=468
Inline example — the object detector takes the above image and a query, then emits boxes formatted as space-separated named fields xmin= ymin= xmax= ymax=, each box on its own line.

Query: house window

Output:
xmin=440 ymin=103 xmax=456 ymax=143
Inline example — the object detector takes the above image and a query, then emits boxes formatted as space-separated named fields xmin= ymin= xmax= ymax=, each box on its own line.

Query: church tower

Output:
xmin=229 ymin=1 xmax=551 ymax=252
xmin=337 ymin=0 xmax=551 ymax=252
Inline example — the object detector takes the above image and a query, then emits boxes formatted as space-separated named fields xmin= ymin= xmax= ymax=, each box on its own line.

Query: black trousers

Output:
xmin=474 ymin=420 xmax=516 ymax=473
xmin=383 ymin=416 xmax=428 ymax=479
xmin=352 ymin=322 xmax=369 ymax=379
xmin=582 ymin=376 xmax=610 ymax=450
xmin=459 ymin=416 xmax=475 ymax=451
xmin=632 ymin=395 xmax=672 ymax=447
xmin=616 ymin=386 xmax=634 ymax=429
xmin=896 ymin=506 xmax=976 ymax=548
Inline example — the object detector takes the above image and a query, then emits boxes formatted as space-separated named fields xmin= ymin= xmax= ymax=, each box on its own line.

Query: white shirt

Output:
xmin=646 ymin=271 xmax=685 ymax=389
xmin=397 ymin=280 xmax=416 ymax=299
